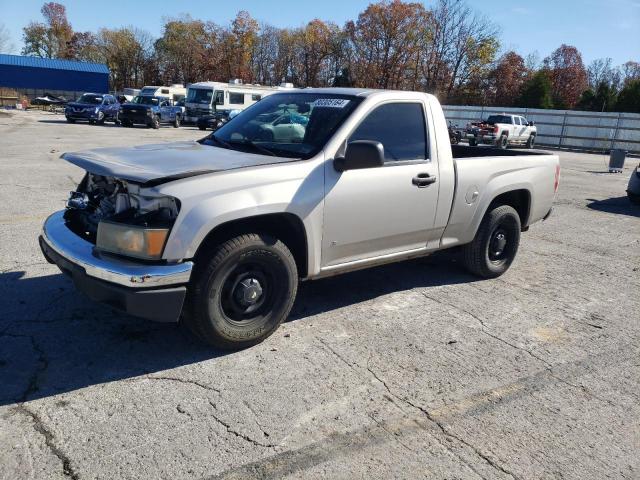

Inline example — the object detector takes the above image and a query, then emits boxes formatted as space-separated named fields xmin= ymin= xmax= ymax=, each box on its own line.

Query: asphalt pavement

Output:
xmin=1 ymin=109 xmax=639 ymax=480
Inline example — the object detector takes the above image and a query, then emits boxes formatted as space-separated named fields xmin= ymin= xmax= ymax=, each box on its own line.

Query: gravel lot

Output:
xmin=1 ymin=109 xmax=639 ymax=480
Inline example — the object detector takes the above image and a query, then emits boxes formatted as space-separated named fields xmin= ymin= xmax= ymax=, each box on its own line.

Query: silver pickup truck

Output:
xmin=40 ymin=89 xmax=560 ymax=349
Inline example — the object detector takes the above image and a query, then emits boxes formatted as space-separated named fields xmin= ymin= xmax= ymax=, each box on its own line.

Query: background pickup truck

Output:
xmin=40 ymin=89 xmax=560 ymax=349
xmin=119 ymin=96 xmax=184 ymax=128
xmin=466 ymin=114 xmax=537 ymax=149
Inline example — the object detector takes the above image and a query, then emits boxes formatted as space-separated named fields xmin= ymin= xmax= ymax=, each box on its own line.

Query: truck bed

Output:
xmin=451 ymin=145 xmax=549 ymax=158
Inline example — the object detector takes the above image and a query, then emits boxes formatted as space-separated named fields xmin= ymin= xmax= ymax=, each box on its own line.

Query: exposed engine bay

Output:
xmin=64 ymin=173 xmax=179 ymax=243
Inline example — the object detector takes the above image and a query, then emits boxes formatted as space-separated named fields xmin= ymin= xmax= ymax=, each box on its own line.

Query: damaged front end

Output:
xmin=64 ymin=173 xmax=180 ymax=260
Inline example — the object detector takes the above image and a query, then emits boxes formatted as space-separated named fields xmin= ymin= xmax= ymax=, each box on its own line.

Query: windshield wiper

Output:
xmin=229 ymin=139 xmax=277 ymax=157
xmin=209 ymin=134 xmax=233 ymax=149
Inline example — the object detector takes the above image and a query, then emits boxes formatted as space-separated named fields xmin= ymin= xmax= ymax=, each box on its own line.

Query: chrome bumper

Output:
xmin=40 ymin=211 xmax=193 ymax=288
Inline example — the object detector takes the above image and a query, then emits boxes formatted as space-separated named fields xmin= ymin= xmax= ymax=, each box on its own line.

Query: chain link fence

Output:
xmin=443 ymin=105 xmax=640 ymax=154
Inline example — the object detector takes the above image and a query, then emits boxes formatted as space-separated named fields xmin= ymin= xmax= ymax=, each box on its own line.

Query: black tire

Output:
xmin=113 ymin=112 xmax=120 ymax=125
xmin=88 ymin=120 xmax=95 ymax=125
xmin=198 ymin=125 xmax=207 ymax=130
xmin=498 ymin=134 xmax=508 ymax=149
xmin=149 ymin=115 xmax=160 ymax=129
xmin=184 ymin=233 xmax=298 ymax=350
xmin=173 ymin=115 xmax=181 ymax=128
xmin=66 ymin=118 xmax=75 ymax=123
xmin=469 ymin=138 xmax=477 ymax=147
xmin=526 ymin=135 xmax=535 ymax=149
xmin=96 ymin=111 xmax=105 ymax=125
xmin=121 ymin=119 xmax=131 ymax=127
xmin=462 ymin=205 xmax=521 ymax=279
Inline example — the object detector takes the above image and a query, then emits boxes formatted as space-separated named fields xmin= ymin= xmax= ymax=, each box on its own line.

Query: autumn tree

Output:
xmin=346 ymin=0 xmax=429 ymax=90
xmin=22 ymin=2 xmax=73 ymax=58
xmin=489 ymin=51 xmax=527 ymax=106
xmin=156 ymin=16 xmax=209 ymax=84
xmin=543 ymin=44 xmax=588 ymax=109
xmin=98 ymin=27 xmax=154 ymax=90
xmin=218 ymin=11 xmax=259 ymax=82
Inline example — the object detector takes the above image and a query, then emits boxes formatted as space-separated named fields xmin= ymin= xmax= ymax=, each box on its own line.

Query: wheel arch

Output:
xmin=486 ymin=189 xmax=531 ymax=231
xmin=193 ymin=213 xmax=309 ymax=279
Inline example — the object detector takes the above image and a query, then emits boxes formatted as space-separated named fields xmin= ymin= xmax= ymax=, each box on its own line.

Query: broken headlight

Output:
xmin=96 ymin=221 xmax=169 ymax=260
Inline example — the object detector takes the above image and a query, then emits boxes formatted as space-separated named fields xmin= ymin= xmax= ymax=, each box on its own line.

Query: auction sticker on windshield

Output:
xmin=312 ymin=99 xmax=351 ymax=108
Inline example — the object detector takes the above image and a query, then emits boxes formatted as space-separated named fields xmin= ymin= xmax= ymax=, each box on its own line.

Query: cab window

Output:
xmin=349 ymin=103 xmax=427 ymax=162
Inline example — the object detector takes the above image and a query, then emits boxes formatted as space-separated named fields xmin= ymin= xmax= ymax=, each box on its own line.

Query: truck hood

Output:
xmin=61 ymin=141 xmax=297 ymax=184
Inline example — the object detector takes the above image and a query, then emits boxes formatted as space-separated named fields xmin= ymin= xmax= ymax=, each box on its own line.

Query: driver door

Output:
xmin=321 ymin=102 xmax=440 ymax=267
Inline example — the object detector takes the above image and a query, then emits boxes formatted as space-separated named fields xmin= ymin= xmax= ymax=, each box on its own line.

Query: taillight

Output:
xmin=554 ymin=164 xmax=560 ymax=193
xmin=494 ymin=125 xmax=499 ymax=134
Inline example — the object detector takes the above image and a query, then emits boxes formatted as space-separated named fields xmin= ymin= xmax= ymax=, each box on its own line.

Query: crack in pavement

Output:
xmin=14 ymin=405 xmax=81 ymax=480
xmin=0 ymin=332 xmax=49 ymax=403
xmin=145 ymin=375 xmax=223 ymax=395
xmin=207 ymin=401 xmax=276 ymax=449
xmin=364 ymin=359 xmax=518 ymax=480
xmin=420 ymin=292 xmax=616 ymax=406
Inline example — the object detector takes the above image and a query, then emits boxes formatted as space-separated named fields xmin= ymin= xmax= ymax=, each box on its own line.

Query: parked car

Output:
xmin=119 ymin=96 xmax=183 ymax=128
xmin=196 ymin=109 xmax=241 ymax=131
xmin=40 ymin=88 xmax=560 ymax=350
xmin=466 ymin=114 xmax=537 ymax=149
xmin=65 ymin=93 xmax=120 ymax=125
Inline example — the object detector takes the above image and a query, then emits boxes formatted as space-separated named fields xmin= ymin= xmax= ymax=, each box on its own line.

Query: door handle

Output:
xmin=412 ymin=173 xmax=437 ymax=187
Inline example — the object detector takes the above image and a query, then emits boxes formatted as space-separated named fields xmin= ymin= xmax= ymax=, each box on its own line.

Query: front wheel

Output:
xmin=66 ymin=118 xmax=75 ymax=123
xmin=462 ymin=205 xmax=521 ymax=279
xmin=526 ymin=135 xmax=535 ymax=149
xmin=184 ymin=233 xmax=298 ymax=350
xmin=173 ymin=115 xmax=181 ymax=128
xmin=96 ymin=111 xmax=105 ymax=125
xmin=468 ymin=138 xmax=477 ymax=147
xmin=149 ymin=115 xmax=160 ymax=129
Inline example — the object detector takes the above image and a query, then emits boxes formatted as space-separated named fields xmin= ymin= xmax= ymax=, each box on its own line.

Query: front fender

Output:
xmin=158 ymin=158 xmax=326 ymax=274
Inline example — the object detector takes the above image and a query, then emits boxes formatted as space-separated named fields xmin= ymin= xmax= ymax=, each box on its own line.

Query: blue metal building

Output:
xmin=0 ymin=54 xmax=109 ymax=100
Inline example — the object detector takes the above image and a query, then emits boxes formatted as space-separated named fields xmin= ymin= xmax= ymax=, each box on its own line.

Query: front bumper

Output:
xmin=39 ymin=211 xmax=193 ymax=322
xmin=65 ymin=110 xmax=99 ymax=120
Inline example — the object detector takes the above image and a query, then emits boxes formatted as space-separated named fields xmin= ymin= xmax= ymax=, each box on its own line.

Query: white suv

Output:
xmin=466 ymin=114 xmax=537 ymax=149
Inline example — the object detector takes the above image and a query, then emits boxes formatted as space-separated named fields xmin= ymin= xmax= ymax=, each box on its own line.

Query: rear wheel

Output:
xmin=498 ymin=134 xmax=508 ymax=149
xmin=121 ymin=119 xmax=131 ymax=127
xmin=96 ymin=111 xmax=105 ymax=125
xmin=173 ymin=115 xmax=181 ymax=128
xmin=526 ymin=135 xmax=535 ymax=149
xmin=184 ymin=233 xmax=298 ymax=350
xmin=66 ymin=118 xmax=75 ymax=123
xmin=469 ymin=138 xmax=477 ymax=147
xmin=462 ymin=205 xmax=521 ymax=278
xmin=198 ymin=125 xmax=207 ymax=130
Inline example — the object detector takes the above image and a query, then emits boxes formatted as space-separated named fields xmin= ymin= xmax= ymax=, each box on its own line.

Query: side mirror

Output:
xmin=529 ymin=121 xmax=535 ymax=126
xmin=334 ymin=140 xmax=385 ymax=172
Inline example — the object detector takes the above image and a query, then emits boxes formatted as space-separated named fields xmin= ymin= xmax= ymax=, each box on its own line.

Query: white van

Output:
xmin=139 ymin=84 xmax=186 ymax=103
xmin=184 ymin=80 xmax=294 ymax=123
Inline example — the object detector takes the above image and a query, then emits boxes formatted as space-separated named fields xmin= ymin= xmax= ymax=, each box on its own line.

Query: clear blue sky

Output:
xmin=0 ymin=0 xmax=638 ymax=66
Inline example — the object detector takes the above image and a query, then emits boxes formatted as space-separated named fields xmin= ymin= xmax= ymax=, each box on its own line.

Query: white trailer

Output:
xmin=138 ymin=84 xmax=186 ymax=103
xmin=184 ymin=80 xmax=294 ymax=123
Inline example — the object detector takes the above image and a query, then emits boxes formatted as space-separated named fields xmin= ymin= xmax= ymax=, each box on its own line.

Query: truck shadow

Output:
xmin=0 ymin=252 xmax=475 ymax=406
xmin=586 ymin=196 xmax=640 ymax=218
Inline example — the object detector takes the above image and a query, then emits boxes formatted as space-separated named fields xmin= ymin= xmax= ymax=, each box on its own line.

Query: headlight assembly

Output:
xmin=96 ymin=221 xmax=169 ymax=260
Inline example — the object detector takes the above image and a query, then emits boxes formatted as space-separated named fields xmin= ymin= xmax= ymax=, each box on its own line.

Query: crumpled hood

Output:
xmin=61 ymin=141 xmax=296 ymax=184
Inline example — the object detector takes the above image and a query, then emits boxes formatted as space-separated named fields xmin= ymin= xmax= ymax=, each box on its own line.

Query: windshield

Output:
xmin=78 ymin=94 xmax=103 ymax=105
xmin=133 ymin=96 xmax=162 ymax=106
xmin=486 ymin=115 xmax=512 ymax=124
xmin=187 ymin=88 xmax=213 ymax=104
xmin=202 ymin=93 xmax=362 ymax=159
